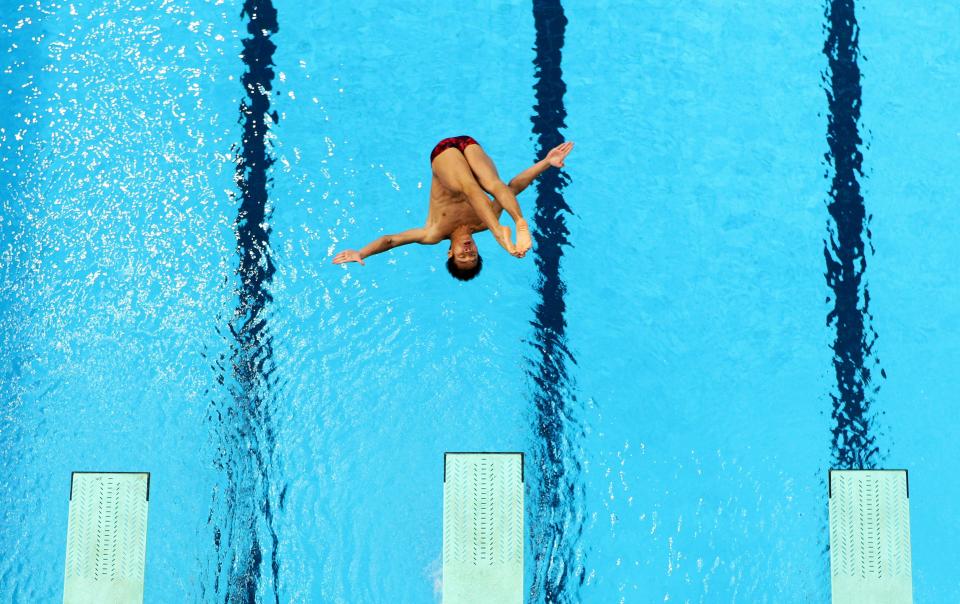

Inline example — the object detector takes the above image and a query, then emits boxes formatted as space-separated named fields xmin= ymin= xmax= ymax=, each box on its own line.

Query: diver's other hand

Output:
xmin=546 ymin=141 xmax=574 ymax=168
xmin=333 ymin=250 xmax=365 ymax=265
xmin=514 ymin=218 xmax=531 ymax=257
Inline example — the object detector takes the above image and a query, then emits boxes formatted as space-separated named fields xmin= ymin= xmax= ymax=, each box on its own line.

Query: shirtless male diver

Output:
xmin=332 ymin=136 xmax=574 ymax=281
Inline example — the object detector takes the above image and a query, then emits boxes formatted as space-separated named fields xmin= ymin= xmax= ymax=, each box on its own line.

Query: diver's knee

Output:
xmin=486 ymin=180 xmax=511 ymax=197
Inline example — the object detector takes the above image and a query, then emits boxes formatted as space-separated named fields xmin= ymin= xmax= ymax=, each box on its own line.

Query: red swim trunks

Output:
xmin=430 ymin=135 xmax=479 ymax=163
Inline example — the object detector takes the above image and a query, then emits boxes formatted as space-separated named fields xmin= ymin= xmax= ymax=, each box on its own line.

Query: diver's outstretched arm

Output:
xmin=507 ymin=141 xmax=574 ymax=195
xmin=332 ymin=227 xmax=429 ymax=265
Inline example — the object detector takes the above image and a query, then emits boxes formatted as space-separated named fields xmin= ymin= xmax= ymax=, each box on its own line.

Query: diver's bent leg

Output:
xmin=462 ymin=145 xmax=530 ymax=255
xmin=463 ymin=145 xmax=524 ymax=223
xmin=431 ymin=148 xmax=473 ymax=192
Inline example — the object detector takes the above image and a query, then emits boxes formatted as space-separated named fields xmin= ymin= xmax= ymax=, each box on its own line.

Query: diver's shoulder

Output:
xmin=421 ymin=224 xmax=447 ymax=244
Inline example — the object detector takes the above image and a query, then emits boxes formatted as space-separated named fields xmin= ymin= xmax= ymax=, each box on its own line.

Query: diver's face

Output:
xmin=450 ymin=237 xmax=479 ymax=269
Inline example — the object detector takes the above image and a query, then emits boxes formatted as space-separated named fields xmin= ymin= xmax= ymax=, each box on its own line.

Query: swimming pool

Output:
xmin=1 ymin=0 xmax=958 ymax=601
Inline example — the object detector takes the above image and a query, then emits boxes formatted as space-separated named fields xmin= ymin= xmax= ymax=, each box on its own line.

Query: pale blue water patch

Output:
xmin=561 ymin=2 xmax=829 ymax=601
xmin=0 ymin=0 xmax=245 ymax=600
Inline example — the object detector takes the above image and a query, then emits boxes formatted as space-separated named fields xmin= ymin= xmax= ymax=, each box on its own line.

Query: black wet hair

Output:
xmin=446 ymin=254 xmax=483 ymax=281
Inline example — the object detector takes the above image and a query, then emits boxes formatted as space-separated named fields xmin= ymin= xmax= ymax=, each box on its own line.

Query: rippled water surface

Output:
xmin=1 ymin=1 xmax=958 ymax=602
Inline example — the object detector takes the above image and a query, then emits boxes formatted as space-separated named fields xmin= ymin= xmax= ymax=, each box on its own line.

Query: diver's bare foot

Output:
xmin=495 ymin=225 xmax=518 ymax=256
xmin=515 ymin=219 xmax=531 ymax=257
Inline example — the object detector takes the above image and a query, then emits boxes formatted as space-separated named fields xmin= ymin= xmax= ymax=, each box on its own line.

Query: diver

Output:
xmin=332 ymin=136 xmax=574 ymax=281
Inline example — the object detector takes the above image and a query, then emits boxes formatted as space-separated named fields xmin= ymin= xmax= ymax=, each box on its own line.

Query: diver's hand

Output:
xmin=514 ymin=219 xmax=531 ymax=257
xmin=494 ymin=225 xmax=520 ymax=257
xmin=332 ymin=250 xmax=365 ymax=265
xmin=546 ymin=141 xmax=574 ymax=168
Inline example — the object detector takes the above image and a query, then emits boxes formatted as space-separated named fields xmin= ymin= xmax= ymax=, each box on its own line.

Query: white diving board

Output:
xmin=443 ymin=453 xmax=524 ymax=604
xmin=63 ymin=472 xmax=150 ymax=604
xmin=829 ymin=469 xmax=912 ymax=604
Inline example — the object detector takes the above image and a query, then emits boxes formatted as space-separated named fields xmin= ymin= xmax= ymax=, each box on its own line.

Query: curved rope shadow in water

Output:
xmin=528 ymin=1 xmax=585 ymax=602
xmin=823 ymin=0 xmax=883 ymax=471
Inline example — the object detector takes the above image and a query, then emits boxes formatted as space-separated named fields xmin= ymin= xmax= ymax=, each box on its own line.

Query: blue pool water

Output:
xmin=2 ymin=0 xmax=958 ymax=602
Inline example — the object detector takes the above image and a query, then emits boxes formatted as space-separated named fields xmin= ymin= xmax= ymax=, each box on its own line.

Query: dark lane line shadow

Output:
xmin=207 ymin=2 xmax=283 ymax=603
xmin=528 ymin=1 xmax=585 ymax=602
xmin=823 ymin=0 xmax=883 ymax=470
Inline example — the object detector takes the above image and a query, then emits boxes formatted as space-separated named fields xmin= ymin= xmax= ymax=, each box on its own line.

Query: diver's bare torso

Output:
xmin=423 ymin=176 xmax=504 ymax=242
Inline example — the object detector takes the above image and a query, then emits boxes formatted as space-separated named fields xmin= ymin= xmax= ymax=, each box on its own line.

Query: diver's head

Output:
xmin=446 ymin=230 xmax=482 ymax=281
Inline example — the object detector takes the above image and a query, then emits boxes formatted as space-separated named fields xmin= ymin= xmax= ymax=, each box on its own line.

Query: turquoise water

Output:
xmin=1 ymin=1 xmax=958 ymax=602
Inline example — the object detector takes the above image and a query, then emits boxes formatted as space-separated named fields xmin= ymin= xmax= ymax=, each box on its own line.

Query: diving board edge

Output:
xmin=444 ymin=451 xmax=524 ymax=482
xmin=70 ymin=471 xmax=151 ymax=501
xmin=828 ymin=468 xmax=908 ymax=498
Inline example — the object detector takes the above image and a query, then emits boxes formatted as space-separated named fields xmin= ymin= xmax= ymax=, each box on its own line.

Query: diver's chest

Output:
xmin=435 ymin=196 xmax=479 ymax=221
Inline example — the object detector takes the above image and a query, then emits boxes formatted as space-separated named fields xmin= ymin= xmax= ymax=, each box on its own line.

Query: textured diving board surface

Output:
xmin=443 ymin=453 xmax=523 ymax=604
xmin=63 ymin=472 xmax=150 ymax=604
xmin=829 ymin=469 xmax=912 ymax=604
